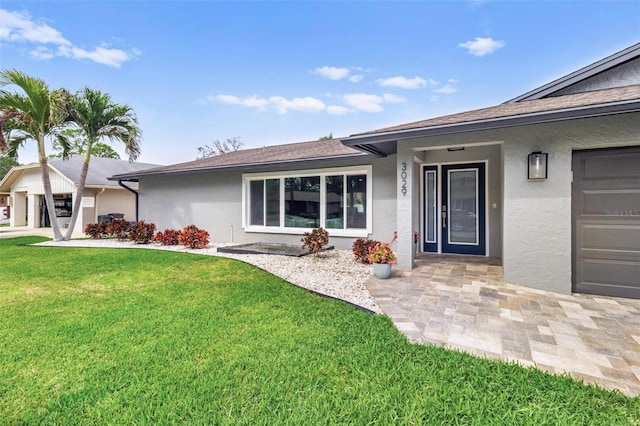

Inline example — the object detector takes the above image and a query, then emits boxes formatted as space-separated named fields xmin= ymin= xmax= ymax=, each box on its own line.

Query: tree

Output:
xmin=63 ymin=87 xmax=141 ymax=240
xmin=197 ymin=137 xmax=242 ymax=159
xmin=0 ymin=153 xmax=19 ymax=181
xmin=0 ymin=69 xmax=71 ymax=240
xmin=318 ymin=133 xmax=333 ymax=140
xmin=50 ymin=128 xmax=121 ymax=159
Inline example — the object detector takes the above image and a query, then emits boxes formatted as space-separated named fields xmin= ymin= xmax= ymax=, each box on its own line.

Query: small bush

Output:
xmin=352 ymin=238 xmax=378 ymax=264
xmin=129 ymin=221 xmax=157 ymax=244
xmin=368 ymin=242 xmax=397 ymax=264
xmin=302 ymin=227 xmax=329 ymax=256
xmin=84 ymin=222 xmax=107 ymax=239
xmin=107 ymin=218 xmax=131 ymax=241
xmin=154 ymin=228 xmax=181 ymax=246
xmin=178 ymin=225 xmax=210 ymax=249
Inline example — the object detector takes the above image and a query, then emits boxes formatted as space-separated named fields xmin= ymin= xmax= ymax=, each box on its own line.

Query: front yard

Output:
xmin=1 ymin=237 xmax=638 ymax=424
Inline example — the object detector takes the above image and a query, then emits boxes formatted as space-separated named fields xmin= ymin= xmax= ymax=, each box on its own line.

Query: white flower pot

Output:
xmin=373 ymin=262 xmax=392 ymax=279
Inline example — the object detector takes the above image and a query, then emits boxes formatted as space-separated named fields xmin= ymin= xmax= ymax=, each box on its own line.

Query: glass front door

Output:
xmin=423 ymin=163 xmax=486 ymax=255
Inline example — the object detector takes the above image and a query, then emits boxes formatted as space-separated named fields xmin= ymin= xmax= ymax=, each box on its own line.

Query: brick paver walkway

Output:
xmin=365 ymin=254 xmax=640 ymax=396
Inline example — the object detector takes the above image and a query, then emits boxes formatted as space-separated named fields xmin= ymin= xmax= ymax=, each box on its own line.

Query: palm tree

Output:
xmin=0 ymin=69 xmax=71 ymax=241
xmin=63 ymin=87 xmax=141 ymax=240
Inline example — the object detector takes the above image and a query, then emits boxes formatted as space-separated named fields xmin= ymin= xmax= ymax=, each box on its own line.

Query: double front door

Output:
xmin=423 ymin=163 xmax=486 ymax=255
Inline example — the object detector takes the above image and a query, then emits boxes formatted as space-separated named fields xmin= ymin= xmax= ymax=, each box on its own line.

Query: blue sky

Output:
xmin=1 ymin=1 xmax=639 ymax=165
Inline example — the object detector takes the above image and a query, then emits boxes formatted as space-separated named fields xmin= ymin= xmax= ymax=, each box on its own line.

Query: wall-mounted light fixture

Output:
xmin=528 ymin=151 xmax=548 ymax=180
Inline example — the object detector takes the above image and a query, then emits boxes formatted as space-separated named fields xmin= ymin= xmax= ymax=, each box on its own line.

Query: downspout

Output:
xmin=118 ymin=180 xmax=139 ymax=222
xmin=95 ymin=188 xmax=106 ymax=223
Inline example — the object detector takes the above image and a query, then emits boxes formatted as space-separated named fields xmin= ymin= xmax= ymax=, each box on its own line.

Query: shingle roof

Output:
xmin=353 ymin=84 xmax=640 ymax=136
xmin=49 ymin=156 xmax=159 ymax=186
xmin=112 ymin=138 xmax=366 ymax=179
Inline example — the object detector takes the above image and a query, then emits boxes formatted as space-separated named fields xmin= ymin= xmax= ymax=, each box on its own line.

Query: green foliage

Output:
xmin=352 ymin=237 xmax=378 ymax=264
xmin=0 ymin=153 xmax=19 ymax=181
xmin=154 ymin=228 xmax=181 ymax=245
xmin=318 ymin=132 xmax=333 ymax=140
xmin=0 ymin=237 xmax=637 ymax=425
xmin=50 ymin=129 xmax=121 ymax=159
xmin=301 ymin=227 xmax=329 ymax=255
xmin=178 ymin=224 xmax=210 ymax=248
xmin=129 ymin=220 xmax=156 ymax=244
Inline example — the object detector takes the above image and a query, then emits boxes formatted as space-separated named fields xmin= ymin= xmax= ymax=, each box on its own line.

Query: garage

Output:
xmin=572 ymin=146 xmax=640 ymax=299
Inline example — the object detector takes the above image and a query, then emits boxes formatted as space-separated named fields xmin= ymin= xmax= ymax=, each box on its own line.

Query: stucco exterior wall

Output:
xmin=95 ymin=189 xmax=137 ymax=222
xmin=553 ymin=57 xmax=640 ymax=96
xmin=502 ymin=113 xmax=640 ymax=294
xmin=138 ymin=156 xmax=396 ymax=250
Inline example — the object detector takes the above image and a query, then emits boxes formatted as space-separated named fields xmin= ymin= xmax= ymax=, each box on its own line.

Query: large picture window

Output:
xmin=244 ymin=166 xmax=371 ymax=236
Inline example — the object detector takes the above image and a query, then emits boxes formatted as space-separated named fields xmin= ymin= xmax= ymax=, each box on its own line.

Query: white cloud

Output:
xmin=0 ymin=9 xmax=70 ymax=45
xmin=348 ymin=74 xmax=363 ymax=83
xmin=343 ymin=93 xmax=384 ymax=112
xmin=327 ymin=105 xmax=352 ymax=115
xmin=458 ymin=37 xmax=505 ymax=57
xmin=28 ymin=46 xmax=54 ymax=60
xmin=213 ymin=94 xmax=325 ymax=114
xmin=377 ymin=76 xmax=433 ymax=89
xmin=382 ymin=93 xmax=406 ymax=103
xmin=315 ymin=66 xmax=350 ymax=80
xmin=269 ymin=96 xmax=326 ymax=114
xmin=213 ymin=94 xmax=268 ymax=109
xmin=434 ymin=85 xmax=458 ymax=94
xmin=57 ymin=44 xmax=135 ymax=68
xmin=0 ymin=8 xmax=137 ymax=67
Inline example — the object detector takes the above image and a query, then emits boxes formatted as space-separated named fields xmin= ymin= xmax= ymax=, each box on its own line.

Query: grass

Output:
xmin=1 ymin=236 xmax=638 ymax=425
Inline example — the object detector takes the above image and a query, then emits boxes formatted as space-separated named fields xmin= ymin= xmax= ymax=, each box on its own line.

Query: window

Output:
xmin=250 ymin=178 xmax=280 ymax=226
xmin=244 ymin=166 xmax=371 ymax=236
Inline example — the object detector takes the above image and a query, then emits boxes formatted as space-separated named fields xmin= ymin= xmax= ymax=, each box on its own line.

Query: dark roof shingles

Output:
xmin=355 ymin=84 xmax=640 ymax=136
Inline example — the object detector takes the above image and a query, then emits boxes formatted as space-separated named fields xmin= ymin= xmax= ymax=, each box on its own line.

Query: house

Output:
xmin=114 ymin=43 xmax=640 ymax=299
xmin=0 ymin=155 xmax=159 ymax=232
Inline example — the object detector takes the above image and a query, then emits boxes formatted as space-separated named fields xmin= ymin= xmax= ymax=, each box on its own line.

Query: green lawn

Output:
xmin=1 ymin=237 xmax=638 ymax=425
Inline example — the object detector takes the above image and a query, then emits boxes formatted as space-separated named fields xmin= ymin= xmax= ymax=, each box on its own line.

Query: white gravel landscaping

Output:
xmin=36 ymin=239 xmax=381 ymax=313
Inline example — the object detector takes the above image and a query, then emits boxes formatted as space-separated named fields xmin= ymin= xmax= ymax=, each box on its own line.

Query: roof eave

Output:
xmin=342 ymin=100 xmax=640 ymax=152
xmin=109 ymin=152 xmax=370 ymax=181
xmin=506 ymin=43 xmax=640 ymax=103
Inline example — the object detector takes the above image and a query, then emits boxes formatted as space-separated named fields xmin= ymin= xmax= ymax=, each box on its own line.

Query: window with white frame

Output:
xmin=244 ymin=166 xmax=371 ymax=235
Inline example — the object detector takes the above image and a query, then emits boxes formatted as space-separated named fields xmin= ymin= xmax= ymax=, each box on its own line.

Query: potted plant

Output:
xmin=368 ymin=242 xmax=397 ymax=279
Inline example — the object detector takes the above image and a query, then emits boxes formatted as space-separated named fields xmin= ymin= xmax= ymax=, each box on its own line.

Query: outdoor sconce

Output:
xmin=528 ymin=151 xmax=548 ymax=180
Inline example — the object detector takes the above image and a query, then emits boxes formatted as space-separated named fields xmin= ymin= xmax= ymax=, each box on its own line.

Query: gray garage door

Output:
xmin=572 ymin=147 xmax=640 ymax=299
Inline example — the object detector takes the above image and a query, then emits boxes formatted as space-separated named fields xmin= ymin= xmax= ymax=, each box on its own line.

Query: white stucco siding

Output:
xmin=553 ymin=57 xmax=640 ymax=96
xmin=138 ymin=156 xmax=397 ymax=250
xmin=502 ymin=113 xmax=640 ymax=294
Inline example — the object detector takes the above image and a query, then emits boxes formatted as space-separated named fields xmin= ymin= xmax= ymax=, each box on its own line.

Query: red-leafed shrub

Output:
xmin=129 ymin=221 xmax=156 ymax=244
xmin=301 ymin=227 xmax=329 ymax=256
xmin=178 ymin=225 xmax=210 ymax=249
xmin=84 ymin=222 xmax=107 ymax=239
xmin=154 ymin=228 xmax=181 ymax=246
xmin=352 ymin=238 xmax=378 ymax=264
xmin=107 ymin=218 xmax=131 ymax=241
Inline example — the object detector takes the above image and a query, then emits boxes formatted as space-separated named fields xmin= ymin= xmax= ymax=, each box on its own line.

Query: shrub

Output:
xmin=129 ymin=221 xmax=157 ymax=244
xmin=84 ymin=222 xmax=107 ymax=239
xmin=352 ymin=238 xmax=378 ymax=264
xmin=154 ymin=228 xmax=181 ymax=246
xmin=107 ymin=218 xmax=132 ymax=241
xmin=368 ymin=242 xmax=397 ymax=264
xmin=301 ymin=227 xmax=329 ymax=256
xmin=178 ymin=225 xmax=210 ymax=249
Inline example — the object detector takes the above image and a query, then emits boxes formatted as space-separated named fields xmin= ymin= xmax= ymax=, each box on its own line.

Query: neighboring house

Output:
xmin=114 ymin=43 xmax=640 ymax=299
xmin=0 ymin=155 xmax=159 ymax=232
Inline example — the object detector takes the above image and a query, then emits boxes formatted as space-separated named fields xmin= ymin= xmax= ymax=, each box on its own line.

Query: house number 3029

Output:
xmin=401 ymin=162 xmax=408 ymax=196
